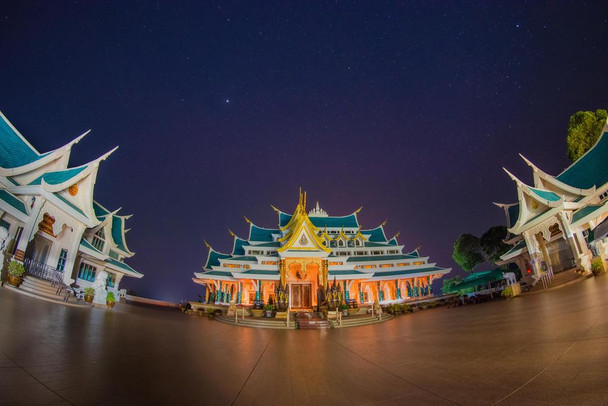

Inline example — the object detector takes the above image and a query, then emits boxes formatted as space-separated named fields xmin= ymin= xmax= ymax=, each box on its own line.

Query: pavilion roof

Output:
xmin=0 ymin=189 xmax=28 ymax=216
xmin=346 ymin=253 xmax=418 ymax=262
xmin=362 ymin=225 xmax=388 ymax=242
xmin=28 ymin=165 xmax=88 ymax=186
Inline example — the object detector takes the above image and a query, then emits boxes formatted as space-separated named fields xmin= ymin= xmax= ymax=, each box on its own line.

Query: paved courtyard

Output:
xmin=1 ymin=276 xmax=608 ymax=405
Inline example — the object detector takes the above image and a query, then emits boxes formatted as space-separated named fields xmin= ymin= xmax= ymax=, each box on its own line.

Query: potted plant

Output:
xmin=106 ymin=291 xmax=116 ymax=308
xmin=264 ymin=303 xmax=274 ymax=318
xmin=6 ymin=260 xmax=25 ymax=287
xmin=84 ymin=287 xmax=95 ymax=303
xmin=591 ymin=257 xmax=604 ymax=277
xmin=339 ymin=303 xmax=349 ymax=317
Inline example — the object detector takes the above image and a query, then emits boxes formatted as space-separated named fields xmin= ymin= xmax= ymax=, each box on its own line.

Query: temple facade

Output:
xmin=193 ymin=192 xmax=450 ymax=309
xmin=0 ymin=111 xmax=142 ymax=303
xmin=496 ymin=121 xmax=608 ymax=280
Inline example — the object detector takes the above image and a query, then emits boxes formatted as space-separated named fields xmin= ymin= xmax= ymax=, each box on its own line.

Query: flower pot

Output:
xmin=265 ymin=310 xmax=273 ymax=318
xmin=106 ymin=301 xmax=115 ymax=308
xmin=84 ymin=294 xmax=94 ymax=303
xmin=342 ymin=310 xmax=348 ymax=317
xmin=7 ymin=274 xmax=21 ymax=287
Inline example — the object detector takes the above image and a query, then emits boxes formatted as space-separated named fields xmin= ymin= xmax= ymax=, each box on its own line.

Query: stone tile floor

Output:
xmin=1 ymin=275 xmax=608 ymax=405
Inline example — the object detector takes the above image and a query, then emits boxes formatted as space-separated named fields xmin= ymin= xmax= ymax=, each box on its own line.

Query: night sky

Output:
xmin=2 ymin=2 xmax=608 ymax=302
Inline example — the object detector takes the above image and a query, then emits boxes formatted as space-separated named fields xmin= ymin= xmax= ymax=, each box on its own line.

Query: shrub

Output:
xmin=106 ymin=291 xmax=115 ymax=303
xmin=591 ymin=257 xmax=604 ymax=277
xmin=84 ymin=287 xmax=95 ymax=296
xmin=501 ymin=286 xmax=513 ymax=298
xmin=7 ymin=261 xmax=25 ymax=277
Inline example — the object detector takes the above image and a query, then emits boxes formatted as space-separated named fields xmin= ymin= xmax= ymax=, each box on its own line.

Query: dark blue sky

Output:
xmin=2 ymin=2 xmax=607 ymax=301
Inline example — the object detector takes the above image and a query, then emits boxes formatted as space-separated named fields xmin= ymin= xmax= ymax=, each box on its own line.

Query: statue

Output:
xmin=227 ymin=300 xmax=237 ymax=316
xmin=92 ymin=270 xmax=108 ymax=305
xmin=502 ymin=272 xmax=517 ymax=286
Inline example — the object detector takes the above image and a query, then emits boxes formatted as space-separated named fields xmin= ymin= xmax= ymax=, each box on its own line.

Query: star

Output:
xmin=225 ymin=99 xmax=230 ymax=104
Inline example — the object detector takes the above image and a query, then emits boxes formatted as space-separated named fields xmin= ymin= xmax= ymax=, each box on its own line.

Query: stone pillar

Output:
xmin=573 ymin=230 xmax=593 ymax=273
xmin=255 ymin=280 xmax=260 ymax=301
xmin=15 ymin=197 xmax=45 ymax=261
xmin=62 ymin=223 xmax=86 ymax=285
xmin=523 ymin=231 xmax=543 ymax=277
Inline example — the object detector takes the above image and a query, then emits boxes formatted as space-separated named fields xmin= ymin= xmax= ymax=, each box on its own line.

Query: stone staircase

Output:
xmin=215 ymin=314 xmax=296 ymax=329
xmin=527 ymin=268 xmax=590 ymax=293
xmin=333 ymin=313 xmax=394 ymax=328
xmin=4 ymin=275 xmax=87 ymax=307
xmin=295 ymin=312 xmax=330 ymax=329
xmin=213 ymin=310 xmax=395 ymax=330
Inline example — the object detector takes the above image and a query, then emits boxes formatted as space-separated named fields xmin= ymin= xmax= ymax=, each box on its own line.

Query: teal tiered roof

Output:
xmin=0 ymin=112 xmax=46 ymax=169
xmin=557 ymin=130 xmax=608 ymax=189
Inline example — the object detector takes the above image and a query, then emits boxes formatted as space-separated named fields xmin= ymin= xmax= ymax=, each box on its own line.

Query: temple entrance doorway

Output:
xmin=290 ymin=283 xmax=312 ymax=309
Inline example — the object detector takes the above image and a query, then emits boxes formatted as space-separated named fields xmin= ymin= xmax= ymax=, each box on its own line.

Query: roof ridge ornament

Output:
xmin=243 ymin=216 xmax=251 ymax=224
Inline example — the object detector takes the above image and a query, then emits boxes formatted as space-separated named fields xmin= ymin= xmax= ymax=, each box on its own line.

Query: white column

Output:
xmin=62 ymin=223 xmax=86 ymax=285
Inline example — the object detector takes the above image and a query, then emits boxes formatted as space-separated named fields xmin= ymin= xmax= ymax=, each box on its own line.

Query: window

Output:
xmin=77 ymin=263 xmax=97 ymax=282
xmin=329 ymin=261 xmax=343 ymax=266
xmin=56 ymin=249 xmax=68 ymax=272
xmin=107 ymin=273 xmax=116 ymax=288
xmin=413 ymin=261 xmax=425 ymax=266
xmin=92 ymin=229 xmax=105 ymax=251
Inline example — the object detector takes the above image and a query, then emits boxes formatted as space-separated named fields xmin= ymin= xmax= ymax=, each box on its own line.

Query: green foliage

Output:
xmin=481 ymin=226 xmax=510 ymax=263
xmin=591 ymin=257 xmax=604 ymax=276
xmin=264 ymin=303 xmax=274 ymax=311
xmin=442 ymin=276 xmax=463 ymax=294
xmin=501 ymin=286 xmax=514 ymax=298
xmin=84 ymin=287 xmax=95 ymax=296
xmin=339 ymin=303 xmax=349 ymax=311
xmin=567 ymin=109 xmax=607 ymax=162
xmin=7 ymin=260 xmax=25 ymax=277
xmin=453 ymin=234 xmax=484 ymax=272
xmin=106 ymin=291 xmax=115 ymax=303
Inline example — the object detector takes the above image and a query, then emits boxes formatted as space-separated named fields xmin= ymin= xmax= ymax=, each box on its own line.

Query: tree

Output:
xmin=566 ymin=109 xmax=607 ymax=162
xmin=441 ymin=275 xmax=462 ymax=295
xmin=480 ymin=226 xmax=510 ymax=263
xmin=452 ymin=234 xmax=484 ymax=272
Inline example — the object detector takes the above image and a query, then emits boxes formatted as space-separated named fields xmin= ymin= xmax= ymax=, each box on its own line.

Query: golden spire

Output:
xmin=243 ymin=216 xmax=251 ymax=224
xmin=303 ymin=191 xmax=307 ymax=209
xmin=381 ymin=219 xmax=387 ymax=226
xmin=393 ymin=231 xmax=401 ymax=239
xmin=228 ymin=229 xmax=235 ymax=237
xmin=355 ymin=206 xmax=362 ymax=213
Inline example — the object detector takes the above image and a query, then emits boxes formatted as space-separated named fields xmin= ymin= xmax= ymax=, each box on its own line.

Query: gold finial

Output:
xmin=416 ymin=243 xmax=423 ymax=251
xmin=355 ymin=206 xmax=362 ymax=213
xmin=303 ymin=191 xmax=307 ymax=209
xmin=228 ymin=229 xmax=235 ymax=237
xmin=204 ymin=240 xmax=212 ymax=249
xmin=243 ymin=216 xmax=251 ymax=224
xmin=381 ymin=219 xmax=387 ymax=226
xmin=298 ymin=187 xmax=302 ymax=205
xmin=394 ymin=231 xmax=401 ymax=238
xmin=270 ymin=204 xmax=280 ymax=213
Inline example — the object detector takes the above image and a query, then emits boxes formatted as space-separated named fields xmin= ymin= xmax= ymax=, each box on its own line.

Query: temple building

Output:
xmin=0 ymin=111 xmax=142 ymax=303
xmin=193 ymin=192 xmax=450 ymax=309
xmin=495 ymin=121 xmax=608 ymax=280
